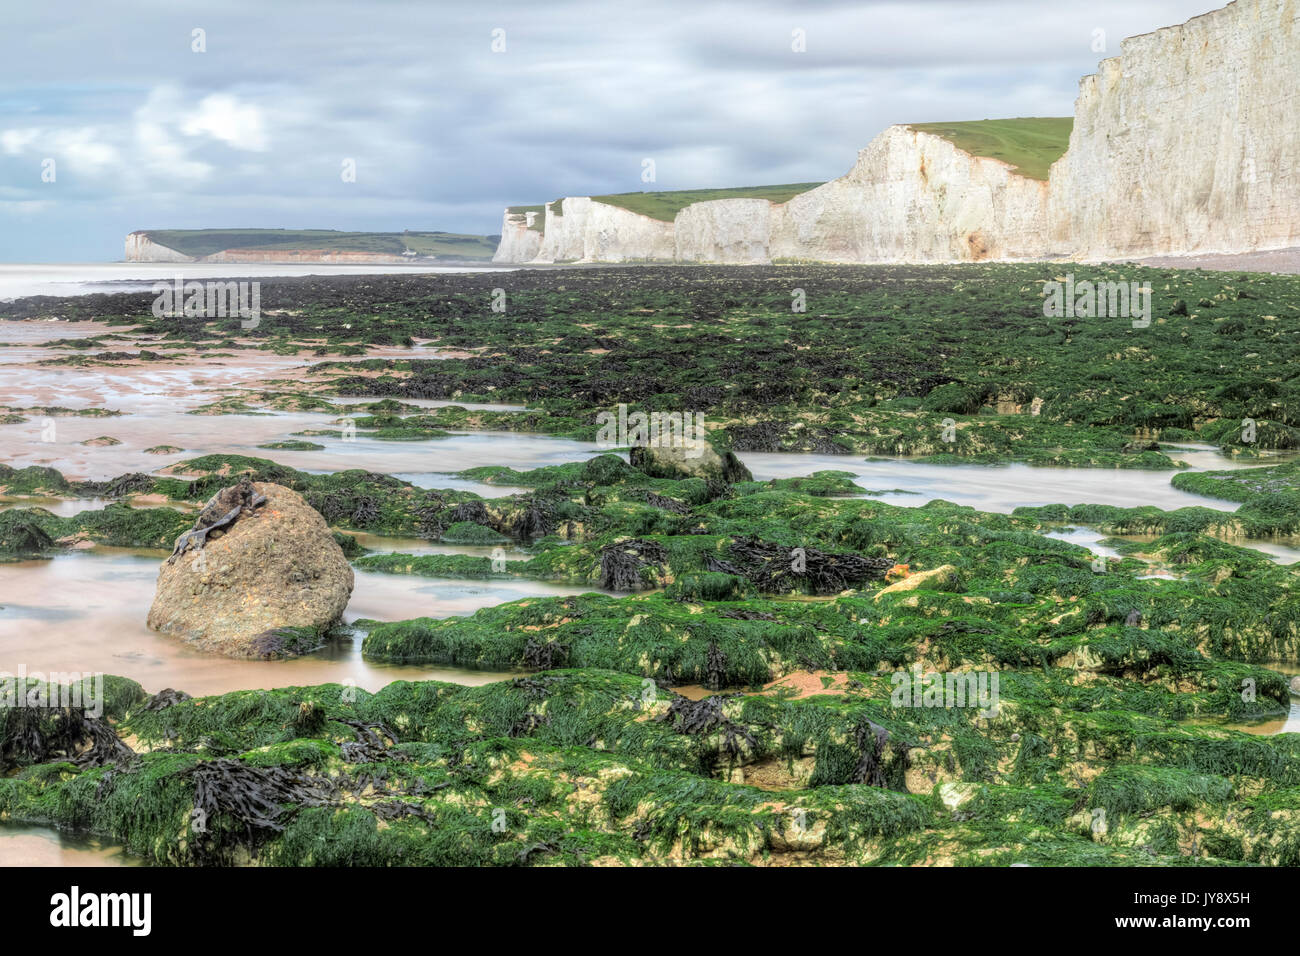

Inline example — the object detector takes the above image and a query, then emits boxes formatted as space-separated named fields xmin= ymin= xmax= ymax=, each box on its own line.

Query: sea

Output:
xmin=0 ymin=262 xmax=511 ymax=302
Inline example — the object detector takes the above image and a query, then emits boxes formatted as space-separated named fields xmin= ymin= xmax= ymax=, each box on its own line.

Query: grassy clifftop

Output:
xmin=906 ymin=117 xmax=1074 ymax=180
xmin=505 ymin=204 xmax=549 ymax=233
xmin=509 ymin=184 xmax=824 ymax=227
xmin=592 ymin=182 xmax=824 ymax=222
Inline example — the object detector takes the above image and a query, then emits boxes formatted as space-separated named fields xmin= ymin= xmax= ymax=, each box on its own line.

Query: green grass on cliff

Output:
xmin=590 ymin=183 xmax=824 ymax=222
xmin=508 ymin=116 xmax=1069 ymax=228
xmin=906 ymin=117 xmax=1074 ymax=180
xmin=504 ymin=205 xmax=548 ymax=233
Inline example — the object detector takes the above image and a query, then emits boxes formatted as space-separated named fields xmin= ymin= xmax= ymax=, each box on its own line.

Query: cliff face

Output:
xmin=675 ymin=199 xmax=773 ymax=263
xmin=1049 ymin=0 xmax=1300 ymax=259
xmin=770 ymin=126 xmax=1051 ymax=263
xmin=497 ymin=127 xmax=1050 ymax=265
xmin=491 ymin=0 xmax=1299 ymax=266
xmin=124 ymin=232 xmax=194 ymax=263
xmin=126 ymin=231 xmax=500 ymax=264
xmin=533 ymin=197 xmax=675 ymax=263
xmin=492 ymin=210 xmax=543 ymax=263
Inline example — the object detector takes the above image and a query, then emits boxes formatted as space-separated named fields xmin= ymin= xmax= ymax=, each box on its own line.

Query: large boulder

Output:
xmin=629 ymin=441 xmax=752 ymax=485
xmin=147 ymin=482 xmax=354 ymax=658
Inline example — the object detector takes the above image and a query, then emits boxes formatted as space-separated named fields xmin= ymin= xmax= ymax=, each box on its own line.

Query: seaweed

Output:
xmin=183 ymin=759 xmax=338 ymax=863
xmin=142 ymin=688 xmax=193 ymax=711
xmin=658 ymin=695 xmax=756 ymax=760
xmin=337 ymin=719 xmax=402 ymax=764
xmin=644 ymin=491 xmax=691 ymax=514
xmin=76 ymin=472 xmax=155 ymax=498
xmin=0 ymin=513 xmax=54 ymax=555
xmin=0 ymin=705 xmax=134 ymax=771
xmin=709 ymin=535 xmax=892 ymax=594
xmin=853 ymin=718 xmax=906 ymax=790
xmin=599 ymin=538 xmax=669 ymax=591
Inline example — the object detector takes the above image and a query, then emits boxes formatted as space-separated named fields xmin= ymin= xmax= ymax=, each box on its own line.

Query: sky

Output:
xmin=0 ymin=0 xmax=1222 ymax=262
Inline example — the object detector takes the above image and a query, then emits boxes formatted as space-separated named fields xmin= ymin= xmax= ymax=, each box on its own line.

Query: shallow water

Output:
xmin=0 ymin=320 xmax=562 ymax=482
xmin=0 ymin=548 xmax=601 ymax=697
xmin=1044 ymin=524 xmax=1300 ymax=567
xmin=1 ymin=391 xmax=600 ymax=495
xmin=1177 ymin=664 xmax=1300 ymax=736
xmin=738 ymin=446 xmax=1292 ymax=514
xmin=347 ymin=532 xmax=531 ymax=560
xmin=0 ymin=319 xmax=139 ymax=366
xmin=1220 ymin=703 xmax=1300 ymax=736
xmin=1041 ymin=526 xmax=1126 ymax=559
xmin=0 ymin=495 xmax=110 ymax=516
xmin=0 ymin=825 xmax=144 ymax=867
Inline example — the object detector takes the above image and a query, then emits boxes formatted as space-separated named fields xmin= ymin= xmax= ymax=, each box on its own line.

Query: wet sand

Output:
xmin=0 ymin=325 xmax=601 ymax=484
xmin=1130 ymin=246 xmax=1300 ymax=275
xmin=0 ymin=826 xmax=145 ymax=867
xmin=0 ymin=548 xmax=602 ymax=697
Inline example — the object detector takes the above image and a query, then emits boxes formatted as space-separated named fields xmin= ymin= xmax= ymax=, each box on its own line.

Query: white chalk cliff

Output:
xmin=126 ymin=233 xmax=435 ymax=264
xmin=767 ymin=126 xmax=1052 ymax=263
xmin=1048 ymin=0 xmax=1300 ymax=259
xmin=493 ymin=0 xmax=1297 ymax=266
xmin=494 ymin=210 xmax=544 ymax=263
xmin=496 ymin=127 xmax=1054 ymax=266
xmin=533 ymin=197 xmax=676 ymax=262
xmin=125 ymin=232 xmax=194 ymax=263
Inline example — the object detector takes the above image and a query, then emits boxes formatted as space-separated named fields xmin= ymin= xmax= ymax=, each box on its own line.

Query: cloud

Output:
xmin=0 ymin=126 xmax=120 ymax=174
xmin=133 ymin=118 xmax=214 ymax=183
xmin=180 ymin=93 xmax=269 ymax=151
xmin=0 ymin=129 xmax=39 ymax=154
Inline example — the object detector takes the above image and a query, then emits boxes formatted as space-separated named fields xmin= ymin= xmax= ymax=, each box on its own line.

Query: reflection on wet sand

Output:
xmin=1217 ymin=704 xmax=1300 ymax=736
xmin=0 ymin=321 xmax=604 ymax=483
xmin=0 ymin=826 xmax=144 ymax=867
xmin=345 ymin=531 xmax=530 ymax=559
xmin=0 ymin=548 xmax=601 ymax=697
xmin=0 ymin=495 xmax=109 ymax=517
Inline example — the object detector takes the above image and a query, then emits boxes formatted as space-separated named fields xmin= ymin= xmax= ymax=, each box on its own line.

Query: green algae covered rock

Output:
xmin=630 ymin=440 xmax=752 ymax=485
